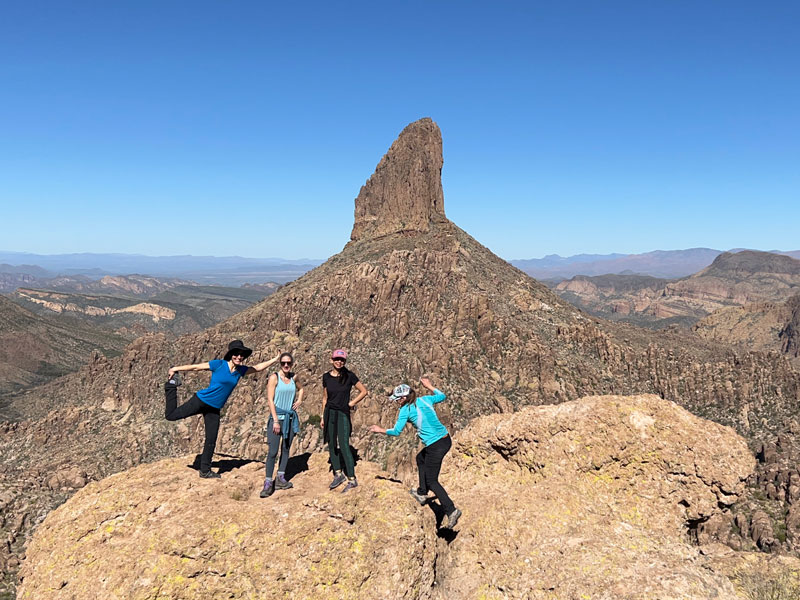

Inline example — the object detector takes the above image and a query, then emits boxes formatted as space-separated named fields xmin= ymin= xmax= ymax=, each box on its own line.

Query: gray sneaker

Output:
xmin=409 ymin=489 xmax=428 ymax=505
xmin=199 ymin=470 xmax=220 ymax=479
xmin=329 ymin=473 xmax=347 ymax=490
xmin=444 ymin=508 xmax=462 ymax=529
xmin=275 ymin=475 xmax=293 ymax=490
xmin=341 ymin=479 xmax=358 ymax=493
xmin=167 ymin=372 xmax=182 ymax=387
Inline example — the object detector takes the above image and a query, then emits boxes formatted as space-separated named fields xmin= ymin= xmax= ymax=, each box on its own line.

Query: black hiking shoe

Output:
xmin=329 ymin=473 xmax=346 ymax=490
xmin=260 ymin=479 xmax=275 ymax=498
xmin=275 ymin=475 xmax=293 ymax=490
xmin=167 ymin=373 xmax=182 ymax=387
xmin=444 ymin=508 xmax=462 ymax=529
xmin=199 ymin=470 xmax=221 ymax=479
xmin=409 ymin=489 xmax=428 ymax=505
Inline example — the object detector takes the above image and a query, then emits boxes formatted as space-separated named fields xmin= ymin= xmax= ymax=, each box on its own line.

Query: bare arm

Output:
xmin=293 ymin=378 xmax=304 ymax=411
xmin=348 ymin=381 xmax=369 ymax=408
xmin=244 ymin=354 xmax=281 ymax=377
xmin=320 ymin=386 xmax=328 ymax=429
xmin=168 ymin=362 xmax=210 ymax=376
xmin=267 ymin=373 xmax=280 ymax=434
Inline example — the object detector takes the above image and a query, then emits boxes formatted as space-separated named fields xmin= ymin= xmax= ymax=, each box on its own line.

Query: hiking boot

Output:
xmin=167 ymin=372 xmax=182 ymax=387
xmin=444 ymin=508 xmax=462 ymax=529
xmin=275 ymin=474 xmax=293 ymax=490
xmin=199 ymin=470 xmax=221 ymax=479
xmin=329 ymin=473 xmax=347 ymax=490
xmin=409 ymin=489 xmax=428 ymax=505
xmin=341 ymin=479 xmax=358 ymax=493
xmin=259 ymin=478 xmax=275 ymax=498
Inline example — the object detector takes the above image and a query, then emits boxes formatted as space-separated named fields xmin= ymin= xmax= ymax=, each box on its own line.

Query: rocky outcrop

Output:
xmin=780 ymin=295 xmax=800 ymax=358
xmin=693 ymin=294 xmax=800 ymax=363
xmin=19 ymin=395 xmax=800 ymax=600
xmin=553 ymin=251 xmax=800 ymax=328
xmin=350 ymin=118 xmax=447 ymax=242
xmin=15 ymin=290 xmax=177 ymax=322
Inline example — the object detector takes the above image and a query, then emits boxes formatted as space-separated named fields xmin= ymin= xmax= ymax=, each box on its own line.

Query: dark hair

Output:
xmin=399 ymin=388 xmax=417 ymax=407
xmin=336 ymin=365 xmax=351 ymax=386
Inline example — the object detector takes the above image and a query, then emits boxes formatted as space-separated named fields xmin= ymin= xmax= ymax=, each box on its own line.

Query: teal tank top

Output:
xmin=273 ymin=373 xmax=296 ymax=420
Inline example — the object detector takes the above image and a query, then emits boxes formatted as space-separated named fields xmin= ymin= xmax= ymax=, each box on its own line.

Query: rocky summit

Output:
xmin=350 ymin=118 xmax=447 ymax=242
xmin=3 ymin=118 xmax=800 ymax=594
xmin=17 ymin=395 xmax=800 ymax=599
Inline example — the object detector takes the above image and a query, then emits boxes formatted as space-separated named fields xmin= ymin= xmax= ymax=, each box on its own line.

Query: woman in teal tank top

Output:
xmin=260 ymin=352 xmax=304 ymax=497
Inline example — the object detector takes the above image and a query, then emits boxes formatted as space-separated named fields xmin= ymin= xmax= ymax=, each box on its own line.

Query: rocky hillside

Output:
xmin=16 ymin=395 xmax=800 ymax=600
xmin=11 ymin=284 xmax=276 ymax=338
xmin=693 ymin=294 xmax=800 ymax=362
xmin=0 ymin=296 xmax=126 ymax=403
xmin=553 ymin=250 xmax=800 ymax=328
xmin=2 ymin=118 xmax=800 ymax=595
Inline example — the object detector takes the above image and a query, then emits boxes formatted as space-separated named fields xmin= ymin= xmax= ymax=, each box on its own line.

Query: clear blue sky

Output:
xmin=2 ymin=1 xmax=798 ymax=260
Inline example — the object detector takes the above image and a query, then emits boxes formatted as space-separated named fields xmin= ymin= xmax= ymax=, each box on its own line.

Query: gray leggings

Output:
xmin=265 ymin=417 xmax=294 ymax=478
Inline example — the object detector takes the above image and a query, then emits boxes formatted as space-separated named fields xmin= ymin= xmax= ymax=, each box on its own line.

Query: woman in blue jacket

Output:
xmin=165 ymin=340 xmax=279 ymax=478
xmin=369 ymin=376 xmax=461 ymax=529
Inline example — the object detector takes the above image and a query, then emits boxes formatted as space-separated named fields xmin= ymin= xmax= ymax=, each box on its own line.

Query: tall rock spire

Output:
xmin=350 ymin=118 xmax=447 ymax=241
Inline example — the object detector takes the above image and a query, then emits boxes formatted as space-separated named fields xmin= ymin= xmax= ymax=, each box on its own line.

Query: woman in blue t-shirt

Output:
xmin=165 ymin=340 xmax=280 ymax=478
xmin=368 ymin=376 xmax=461 ymax=530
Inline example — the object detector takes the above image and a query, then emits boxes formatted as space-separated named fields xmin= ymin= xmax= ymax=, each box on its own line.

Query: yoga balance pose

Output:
xmin=165 ymin=340 xmax=279 ymax=478
xmin=369 ymin=376 xmax=461 ymax=529
xmin=321 ymin=349 xmax=369 ymax=493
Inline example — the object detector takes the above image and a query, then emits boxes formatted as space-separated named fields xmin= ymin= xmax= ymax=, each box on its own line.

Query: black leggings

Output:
xmin=165 ymin=385 xmax=220 ymax=473
xmin=416 ymin=435 xmax=454 ymax=514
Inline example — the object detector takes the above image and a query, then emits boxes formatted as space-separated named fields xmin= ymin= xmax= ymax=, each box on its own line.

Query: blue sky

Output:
xmin=1 ymin=1 xmax=798 ymax=260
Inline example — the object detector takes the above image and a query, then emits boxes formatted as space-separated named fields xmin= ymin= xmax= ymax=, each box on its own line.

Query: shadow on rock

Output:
xmin=285 ymin=452 xmax=311 ymax=480
xmin=187 ymin=454 xmax=258 ymax=474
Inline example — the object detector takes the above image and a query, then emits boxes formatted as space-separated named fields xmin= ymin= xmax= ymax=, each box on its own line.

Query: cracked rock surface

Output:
xmin=18 ymin=394 xmax=800 ymax=600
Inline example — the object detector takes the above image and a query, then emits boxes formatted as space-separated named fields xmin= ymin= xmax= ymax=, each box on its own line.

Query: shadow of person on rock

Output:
xmin=427 ymin=500 xmax=459 ymax=543
xmin=285 ymin=452 xmax=311 ymax=481
xmin=187 ymin=454 xmax=258 ymax=474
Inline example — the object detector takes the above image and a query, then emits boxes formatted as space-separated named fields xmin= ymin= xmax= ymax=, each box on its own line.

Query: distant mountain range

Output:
xmin=4 ymin=249 xmax=800 ymax=287
xmin=0 ymin=252 xmax=323 ymax=285
xmin=511 ymin=248 xmax=800 ymax=280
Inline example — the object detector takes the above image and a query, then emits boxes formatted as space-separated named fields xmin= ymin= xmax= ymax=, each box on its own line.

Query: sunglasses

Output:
xmin=280 ymin=361 xmax=293 ymax=366
xmin=331 ymin=357 xmax=346 ymax=362
xmin=231 ymin=352 xmax=247 ymax=357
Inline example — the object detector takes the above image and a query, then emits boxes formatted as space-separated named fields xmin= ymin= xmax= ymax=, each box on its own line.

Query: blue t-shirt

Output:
xmin=196 ymin=359 xmax=248 ymax=409
xmin=385 ymin=389 xmax=448 ymax=446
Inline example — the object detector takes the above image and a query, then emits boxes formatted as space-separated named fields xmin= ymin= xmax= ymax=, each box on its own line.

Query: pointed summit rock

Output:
xmin=350 ymin=118 xmax=447 ymax=242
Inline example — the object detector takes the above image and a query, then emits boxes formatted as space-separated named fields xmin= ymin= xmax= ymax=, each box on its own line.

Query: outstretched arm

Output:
xmin=369 ymin=408 xmax=409 ymax=436
xmin=243 ymin=354 xmax=281 ymax=377
xmin=420 ymin=376 xmax=446 ymax=403
xmin=168 ymin=363 xmax=211 ymax=376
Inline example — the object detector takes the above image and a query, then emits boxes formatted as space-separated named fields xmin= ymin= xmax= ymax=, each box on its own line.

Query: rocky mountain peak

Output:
xmin=350 ymin=117 xmax=447 ymax=242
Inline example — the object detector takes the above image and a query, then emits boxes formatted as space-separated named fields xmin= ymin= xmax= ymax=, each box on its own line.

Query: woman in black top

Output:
xmin=321 ymin=349 xmax=369 ymax=492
